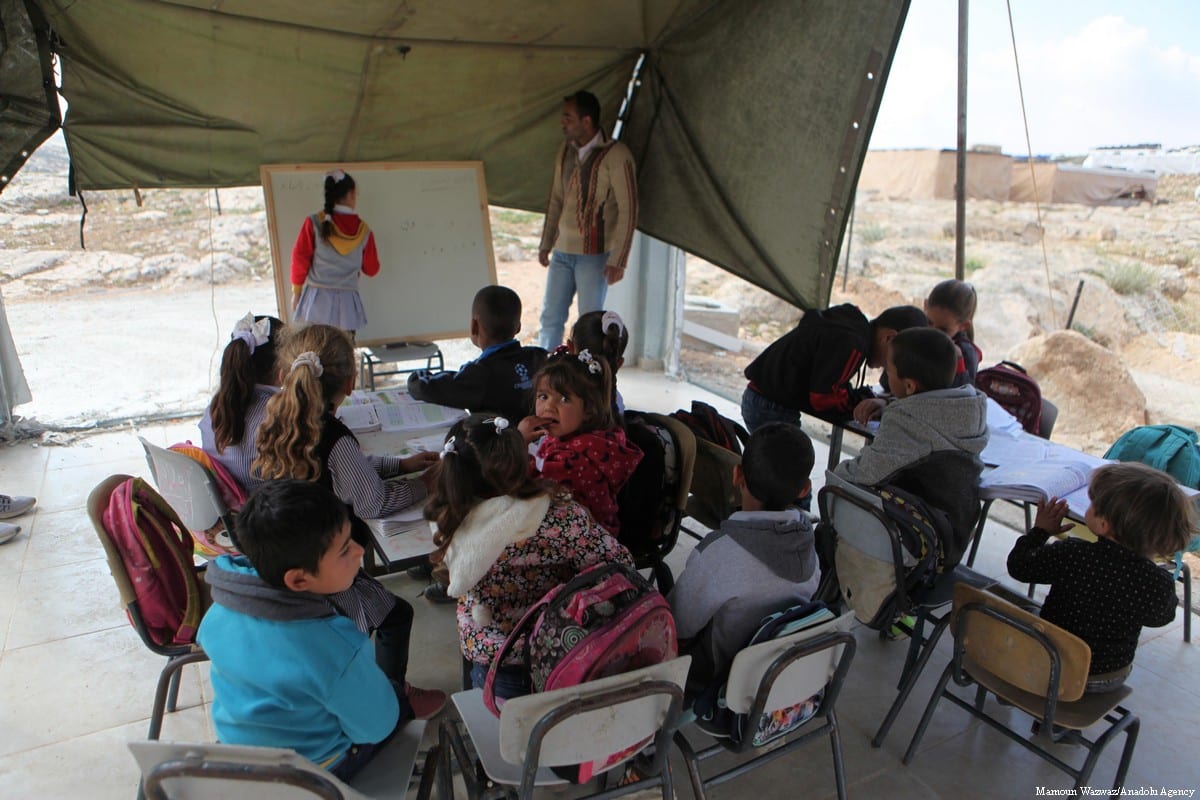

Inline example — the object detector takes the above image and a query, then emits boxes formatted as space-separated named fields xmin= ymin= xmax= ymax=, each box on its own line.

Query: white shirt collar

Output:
xmin=576 ymin=131 xmax=603 ymax=162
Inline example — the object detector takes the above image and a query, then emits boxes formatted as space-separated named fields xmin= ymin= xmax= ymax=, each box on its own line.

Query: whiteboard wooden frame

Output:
xmin=260 ymin=161 xmax=497 ymax=347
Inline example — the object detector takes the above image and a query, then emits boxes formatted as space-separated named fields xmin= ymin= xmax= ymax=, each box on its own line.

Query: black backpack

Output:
xmin=670 ymin=401 xmax=749 ymax=455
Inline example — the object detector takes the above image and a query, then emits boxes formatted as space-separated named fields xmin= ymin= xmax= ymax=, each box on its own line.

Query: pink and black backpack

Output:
xmin=484 ymin=562 xmax=677 ymax=782
xmin=102 ymin=477 xmax=205 ymax=647
xmin=975 ymin=361 xmax=1043 ymax=435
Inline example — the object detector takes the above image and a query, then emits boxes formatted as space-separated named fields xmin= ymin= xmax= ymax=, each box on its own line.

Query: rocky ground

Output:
xmin=2 ymin=134 xmax=1196 ymax=595
xmin=3 ymin=135 xmax=1198 ymax=454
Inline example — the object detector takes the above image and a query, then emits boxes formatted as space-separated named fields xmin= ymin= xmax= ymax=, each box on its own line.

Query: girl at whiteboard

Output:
xmin=290 ymin=169 xmax=380 ymax=334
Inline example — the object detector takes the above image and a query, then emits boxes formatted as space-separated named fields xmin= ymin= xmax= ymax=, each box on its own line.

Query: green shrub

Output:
xmin=1098 ymin=261 xmax=1157 ymax=295
xmin=965 ymin=256 xmax=985 ymax=275
xmin=858 ymin=223 xmax=887 ymax=244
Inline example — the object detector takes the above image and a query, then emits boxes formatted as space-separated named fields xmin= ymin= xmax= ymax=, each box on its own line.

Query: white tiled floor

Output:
xmin=0 ymin=369 xmax=1196 ymax=798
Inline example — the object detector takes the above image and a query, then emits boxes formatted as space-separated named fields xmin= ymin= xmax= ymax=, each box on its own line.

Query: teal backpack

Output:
xmin=1104 ymin=425 xmax=1200 ymax=490
xmin=1104 ymin=425 xmax=1200 ymax=563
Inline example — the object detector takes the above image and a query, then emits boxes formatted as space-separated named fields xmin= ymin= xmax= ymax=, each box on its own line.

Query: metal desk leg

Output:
xmin=827 ymin=425 xmax=845 ymax=471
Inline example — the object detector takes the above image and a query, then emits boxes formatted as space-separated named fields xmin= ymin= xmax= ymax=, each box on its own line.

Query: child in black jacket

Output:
xmin=408 ymin=285 xmax=546 ymax=420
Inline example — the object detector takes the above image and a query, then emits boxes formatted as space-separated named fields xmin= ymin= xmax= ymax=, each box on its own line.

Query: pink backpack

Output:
xmin=484 ymin=563 xmax=677 ymax=782
xmin=102 ymin=477 xmax=205 ymax=647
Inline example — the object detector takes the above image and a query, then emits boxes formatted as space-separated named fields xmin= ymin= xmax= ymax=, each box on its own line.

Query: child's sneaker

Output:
xmin=886 ymin=614 xmax=916 ymax=640
xmin=0 ymin=495 xmax=36 ymax=520
xmin=405 ymin=683 xmax=448 ymax=720
xmin=0 ymin=522 xmax=20 ymax=545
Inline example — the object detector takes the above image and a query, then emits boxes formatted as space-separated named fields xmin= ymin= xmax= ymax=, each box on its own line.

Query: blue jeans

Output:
xmin=539 ymin=251 xmax=610 ymax=350
xmin=470 ymin=662 xmax=532 ymax=701
xmin=740 ymin=386 xmax=802 ymax=433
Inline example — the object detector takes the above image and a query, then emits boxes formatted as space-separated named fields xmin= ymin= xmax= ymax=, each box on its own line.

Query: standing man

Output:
xmin=537 ymin=90 xmax=638 ymax=351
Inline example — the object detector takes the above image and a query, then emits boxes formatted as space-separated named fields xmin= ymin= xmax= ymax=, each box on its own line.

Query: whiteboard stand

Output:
xmin=359 ymin=342 xmax=445 ymax=390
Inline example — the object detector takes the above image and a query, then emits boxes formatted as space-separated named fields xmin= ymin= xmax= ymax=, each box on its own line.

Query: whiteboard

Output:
xmin=261 ymin=162 xmax=497 ymax=347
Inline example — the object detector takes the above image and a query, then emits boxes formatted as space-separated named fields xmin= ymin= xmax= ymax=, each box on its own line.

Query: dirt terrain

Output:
xmin=2 ymin=135 xmax=1198 ymax=457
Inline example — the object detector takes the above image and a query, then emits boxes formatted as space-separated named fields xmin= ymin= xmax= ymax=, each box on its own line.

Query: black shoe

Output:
xmin=407 ymin=562 xmax=433 ymax=580
xmin=422 ymin=583 xmax=457 ymax=605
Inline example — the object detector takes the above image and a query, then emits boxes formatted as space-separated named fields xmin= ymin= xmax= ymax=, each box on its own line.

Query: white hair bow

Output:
xmin=325 ymin=168 xmax=346 ymax=182
xmin=486 ymin=417 xmax=510 ymax=435
xmin=600 ymin=310 xmax=626 ymax=338
xmin=577 ymin=349 xmax=602 ymax=375
xmin=290 ymin=351 xmax=324 ymax=377
xmin=441 ymin=436 xmax=457 ymax=458
xmin=229 ymin=312 xmax=271 ymax=354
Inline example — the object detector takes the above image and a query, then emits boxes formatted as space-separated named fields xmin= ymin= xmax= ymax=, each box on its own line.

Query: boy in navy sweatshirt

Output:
xmin=408 ymin=285 xmax=546 ymax=420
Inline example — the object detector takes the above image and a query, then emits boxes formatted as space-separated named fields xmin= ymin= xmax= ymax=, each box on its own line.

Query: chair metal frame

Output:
xmin=817 ymin=483 xmax=1006 ymax=749
xmin=903 ymin=588 xmax=1140 ymax=792
xmin=87 ymin=474 xmax=211 ymax=741
xmin=437 ymin=671 xmax=686 ymax=800
xmin=674 ymin=628 xmax=857 ymax=800
xmin=132 ymin=729 xmax=438 ymax=800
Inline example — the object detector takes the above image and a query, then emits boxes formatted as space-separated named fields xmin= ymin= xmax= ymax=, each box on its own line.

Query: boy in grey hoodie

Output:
xmin=668 ymin=423 xmax=819 ymax=693
xmin=833 ymin=327 xmax=989 ymax=569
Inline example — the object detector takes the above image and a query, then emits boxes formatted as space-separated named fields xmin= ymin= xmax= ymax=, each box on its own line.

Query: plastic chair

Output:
xmin=674 ymin=611 xmax=857 ymax=800
xmin=437 ymin=657 xmax=691 ymax=800
xmin=87 ymin=474 xmax=210 ymax=740
xmin=139 ymin=437 xmax=238 ymax=554
xmin=904 ymin=584 xmax=1139 ymax=793
xmin=129 ymin=721 xmax=432 ymax=800
xmin=617 ymin=411 xmax=697 ymax=592
xmin=816 ymin=476 xmax=1006 ymax=749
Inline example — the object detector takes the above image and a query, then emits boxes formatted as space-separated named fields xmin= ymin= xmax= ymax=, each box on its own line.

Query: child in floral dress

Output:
xmin=427 ymin=414 xmax=633 ymax=700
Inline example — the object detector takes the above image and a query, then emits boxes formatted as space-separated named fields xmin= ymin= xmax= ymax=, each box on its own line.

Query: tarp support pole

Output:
xmin=613 ymin=52 xmax=647 ymax=141
xmin=955 ymin=0 xmax=968 ymax=281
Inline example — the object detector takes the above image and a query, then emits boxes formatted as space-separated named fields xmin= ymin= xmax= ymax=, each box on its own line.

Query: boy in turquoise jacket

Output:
xmin=198 ymin=480 xmax=404 ymax=779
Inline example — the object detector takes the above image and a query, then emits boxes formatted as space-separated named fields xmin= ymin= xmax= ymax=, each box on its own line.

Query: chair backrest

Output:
xmin=642 ymin=412 xmax=697 ymax=514
xmin=724 ymin=610 xmax=856 ymax=715
xmin=128 ymin=740 xmax=365 ymax=800
xmin=497 ymin=656 xmax=690 ymax=769
xmin=88 ymin=474 xmax=141 ymax=607
xmin=952 ymin=583 xmax=1091 ymax=703
xmin=818 ymin=477 xmax=917 ymax=629
xmin=685 ymin=437 xmax=743 ymax=530
xmin=140 ymin=437 xmax=230 ymax=533
xmin=1037 ymin=398 xmax=1059 ymax=440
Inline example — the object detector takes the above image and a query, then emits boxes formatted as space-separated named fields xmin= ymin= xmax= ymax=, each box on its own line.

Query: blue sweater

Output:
xmin=198 ymin=556 xmax=399 ymax=768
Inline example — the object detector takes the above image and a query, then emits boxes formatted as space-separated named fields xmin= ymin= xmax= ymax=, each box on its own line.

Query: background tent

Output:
xmin=857 ymin=148 xmax=1013 ymax=201
xmin=0 ymin=0 xmax=909 ymax=311
xmin=1009 ymin=161 xmax=1157 ymax=206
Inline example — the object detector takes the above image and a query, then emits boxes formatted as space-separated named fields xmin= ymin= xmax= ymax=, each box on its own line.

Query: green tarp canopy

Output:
xmin=1 ymin=0 xmax=908 ymax=310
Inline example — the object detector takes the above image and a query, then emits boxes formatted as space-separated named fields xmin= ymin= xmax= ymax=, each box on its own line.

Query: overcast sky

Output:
xmin=869 ymin=0 xmax=1200 ymax=156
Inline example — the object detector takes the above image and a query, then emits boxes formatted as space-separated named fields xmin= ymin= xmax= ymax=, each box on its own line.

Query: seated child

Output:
xmin=668 ymin=422 xmax=820 ymax=693
xmin=200 ymin=312 xmax=284 ymax=494
xmin=568 ymin=309 xmax=629 ymax=417
xmin=518 ymin=349 xmax=643 ymax=535
xmin=925 ymin=279 xmax=981 ymax=388
xmin=833 ymin=327 xmax=988 ymax=571
xmin=253 ymin=324 xmax=443 ymax=675
xmin=1008 ymin=463 xmax=1193 ymax=691
xmin=428 ymin=414 xmax=633 ymax=700
xmin=198 ymin=480 xmax=443 ymax=781
xmin=408 ymin=285 xmax=546 ymax=421
xmin=742 ymin=303 xmax=927 ymax=431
